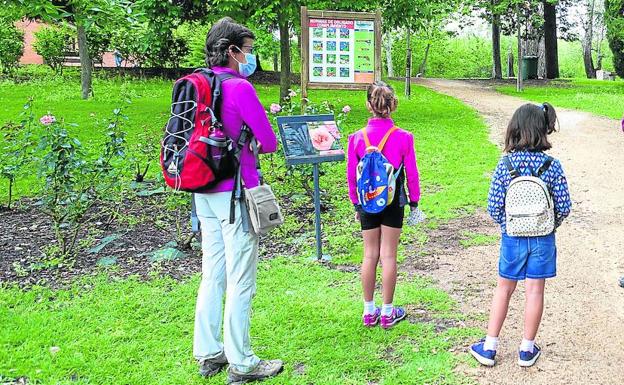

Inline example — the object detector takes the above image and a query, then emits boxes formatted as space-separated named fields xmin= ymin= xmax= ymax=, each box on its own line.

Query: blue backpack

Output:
xmin=356 ymin=127 xmax=401 ymax=214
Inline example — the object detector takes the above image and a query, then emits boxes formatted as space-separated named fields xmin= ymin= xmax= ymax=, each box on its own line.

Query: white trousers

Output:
xmin=192 ymin=191 xmax=260 ymax=372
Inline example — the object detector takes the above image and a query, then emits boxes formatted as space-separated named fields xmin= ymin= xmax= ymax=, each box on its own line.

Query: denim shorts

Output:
xmin=499 ymin=232 xmax=557 ymax=280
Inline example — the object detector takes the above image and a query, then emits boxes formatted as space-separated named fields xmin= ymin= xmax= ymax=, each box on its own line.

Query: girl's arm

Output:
xmin=550 ymin=160 xmax=572 ymax=227
xmin=487 ymin=159 xmax=507 ymax=226
xmin=403 ymin=133 xmax=420 ymax=204
xmin=346 ymin=134 xmax=359 ymax=205
xmin=234 ymin=81 xmax=278 ymax=154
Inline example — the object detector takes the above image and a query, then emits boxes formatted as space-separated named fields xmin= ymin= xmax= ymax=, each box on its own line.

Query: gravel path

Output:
xmin=416 ymin=79 xmax=624 ymax=385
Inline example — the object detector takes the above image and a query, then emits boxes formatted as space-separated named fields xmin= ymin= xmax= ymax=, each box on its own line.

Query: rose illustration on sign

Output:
xmin=309 ymin=126 xmax=335 ymax=151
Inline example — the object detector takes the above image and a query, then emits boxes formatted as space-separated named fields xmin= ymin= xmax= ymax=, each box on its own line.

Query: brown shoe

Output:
xmin=226 ymin=359 xmax=283 ymax=384
xmin=198 ymin=352 xmax=228 ymax=377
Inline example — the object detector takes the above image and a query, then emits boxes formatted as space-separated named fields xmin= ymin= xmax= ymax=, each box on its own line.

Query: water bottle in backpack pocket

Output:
xmin=504 ymin=156 xmax=555 ymax=237
xmin=356 ymin=127 xmax=402 ymax=214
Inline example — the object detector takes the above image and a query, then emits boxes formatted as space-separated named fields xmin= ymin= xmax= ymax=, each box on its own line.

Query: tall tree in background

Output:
xmin=491 ymin=0 xmax=503 ymax=79
xmin=582 ymin=0 xmax=598 ymax=78
xmin=474 ymin=0 xmax=504 ymax=79
xmin=9 ymin=0 xmax=131 ymax=99
xmin=384 ymin=0 xmax=462 ymax=95
xmin=218 ymin=0 xmax=374 ymax=100
xmin=577 ymin=0 xmax=608 ymax=78
xmin=543 ymin=0 xmax=559 ymax=78
xmin=605 ymin=0 xmax=624 ymax=77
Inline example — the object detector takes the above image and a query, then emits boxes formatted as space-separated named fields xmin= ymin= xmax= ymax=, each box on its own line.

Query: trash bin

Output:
xmin=522 ymin=56 xmax=539 ymax=80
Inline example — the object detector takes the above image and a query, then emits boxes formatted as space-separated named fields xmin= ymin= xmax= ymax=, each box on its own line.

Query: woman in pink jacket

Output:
xmin=192 ymin=18 xmax=282 ymax=383
xmin=347 ymin=81 xmax=421 ymax=329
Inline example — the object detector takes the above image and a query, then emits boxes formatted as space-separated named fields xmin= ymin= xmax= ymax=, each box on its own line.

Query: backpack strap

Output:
xmin=503 ymin=155 xmax=520 ymax=179
xmin=537 ymin=156 xmax=554 ymax=177
xmin=378 ymin=126 xmax=398 ymax=152
xmin=361 ymin=126 xmax=398 ymax=152
xmin=361 ymin=128 xmax=372 ymax=149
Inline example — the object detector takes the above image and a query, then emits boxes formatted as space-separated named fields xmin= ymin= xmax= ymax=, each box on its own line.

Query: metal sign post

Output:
xmin=312 ymin=163 xmax=326 ymax=261
xmin=276 ymin=114 xmax=345 ymax=262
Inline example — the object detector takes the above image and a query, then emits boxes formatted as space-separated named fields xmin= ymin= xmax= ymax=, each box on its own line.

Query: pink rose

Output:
xmin=309 ymin=126 xmax=335 ymax=151
xmin=39 ymin=114 xmax=56 ymax=126
xmin=342 ymin=105 xmax=351 ymax=114
xmin=270 ymin=103 xmax=282 ymax=114
xmin=621 ymin=117 xmax=623 ymax=133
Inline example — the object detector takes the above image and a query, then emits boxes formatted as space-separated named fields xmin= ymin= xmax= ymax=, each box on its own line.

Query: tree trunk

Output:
xmin=77 ymin=24 xmax=92 ymax=100
xmin=492 ymin=0 xmax=502 ymax=79
xmin=278 ymin=4 xmax=291 ymax=100
xmin=7 ymin=178 xmax=13 ymax=210
xmin=418 ymin=43 xmax=430 ymax=76
xmin=385 ymin=32 xmax=394 ymax=78
xmin=273 ymin=53 xmax=279 ymax=72
xmin=583 ymin=0 xmax=597 ymax=78
xmin=537 ymin=36 xmax=546 ymax=79
xmin=405 ymin=31 xmax=411 ymax=97
xmin=543 ymin=0 xmax=559 ymax=78
xmin=255 ymin=54 xmax=263 ymax=72
xmin=517 ymin=4 xmax=523 ymax=91
xmin=507 ymin=47 xmax=515 ymax=78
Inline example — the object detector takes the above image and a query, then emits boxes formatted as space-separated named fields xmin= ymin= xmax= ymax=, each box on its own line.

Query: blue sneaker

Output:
xmin=518 ymin=344 xmax=541 ymax=367
xmin=469 ymin=339 xmax=496 ymax=367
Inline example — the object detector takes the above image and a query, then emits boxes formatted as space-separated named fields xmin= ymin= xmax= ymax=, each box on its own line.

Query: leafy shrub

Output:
xmin=263 ymin=90 xmax=350 ymax=197
xmin=111 ymin=23 xmax=188 ymax=68
xmin=129 ymin=130 xmax=157 ymax=182
xmin=37 ymin=107 xmax=127 ymax=258
xmin=0 ymin=22 xmax=24 ymax=74
xmin=174 ymin=22 xmax=210 ymax=67
xmin=33 ymin=25 xmax=73 ymax=74
xmin=87 ymin=24 xmax=111 ymax=66
xmin=0 ymin=98 xmax=35 ymax=209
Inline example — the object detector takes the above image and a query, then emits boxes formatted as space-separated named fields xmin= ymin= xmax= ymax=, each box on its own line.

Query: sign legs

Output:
xmin=312 ymin=163 xmax=331 ymax=262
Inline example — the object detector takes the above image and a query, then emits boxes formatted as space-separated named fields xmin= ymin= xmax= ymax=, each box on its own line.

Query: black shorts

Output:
xmin=359 ymin=197 xmax=405 ymax=230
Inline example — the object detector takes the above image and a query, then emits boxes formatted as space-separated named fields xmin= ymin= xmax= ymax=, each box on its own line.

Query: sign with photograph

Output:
xmin=301 ymin=8 xmax=381 ymax=91
xmin=276 ymin=114 xmax=345 ymax=166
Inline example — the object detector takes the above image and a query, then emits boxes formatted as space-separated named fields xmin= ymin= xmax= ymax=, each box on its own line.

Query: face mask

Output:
xmin=232 ymin=47 xmax=257 ymax=78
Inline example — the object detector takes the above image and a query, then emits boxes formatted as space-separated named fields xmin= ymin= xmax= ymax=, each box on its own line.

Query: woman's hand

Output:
xmin=354 ymin=211 xmax=360 ymax=221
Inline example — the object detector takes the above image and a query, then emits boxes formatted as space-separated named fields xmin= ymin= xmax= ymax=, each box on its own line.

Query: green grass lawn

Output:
xmin=0 ymin=259 xmax=478 ymax=385
xmin=497 ymin=79 xmax=624 ymax=120
xmin=0 ymin=68 xmax=497 ymax=384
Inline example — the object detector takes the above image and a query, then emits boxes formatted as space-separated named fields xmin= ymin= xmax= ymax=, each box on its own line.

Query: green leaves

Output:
xmin=605 ymin=0 xmax=624 ymax=77
xmin=33 ymin=104 xmax=129 ymax=257
xmin=0 ymin=22 xmax=23 ymax=75
xmin=32 ymin=24 xmax=73 ymax=74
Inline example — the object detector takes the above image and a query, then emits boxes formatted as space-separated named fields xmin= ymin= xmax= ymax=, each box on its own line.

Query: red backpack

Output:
xmin=161 ymin=68 xmax=243 ymax=191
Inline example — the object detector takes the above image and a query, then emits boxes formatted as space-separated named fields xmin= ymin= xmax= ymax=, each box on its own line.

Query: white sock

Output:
xmin=363 ymin=301 xmax=376 ymax=316
xmin=381 ymin=303 xmax=393 ymax=317
xmin=520 ymin=338 xmax=535 ymax=353
xmin=483 ymin=335 xmax=499 ymax=351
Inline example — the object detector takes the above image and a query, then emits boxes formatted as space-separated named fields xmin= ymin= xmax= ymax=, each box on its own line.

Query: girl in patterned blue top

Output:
xmin=470 ymin=103 xmax=571 ymax=368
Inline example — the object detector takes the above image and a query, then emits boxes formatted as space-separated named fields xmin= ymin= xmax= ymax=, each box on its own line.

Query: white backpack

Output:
xmin=504 ymin=156 xmax=555 ymax=237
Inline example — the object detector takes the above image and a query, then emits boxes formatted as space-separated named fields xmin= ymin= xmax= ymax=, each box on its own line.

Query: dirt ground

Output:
xmin=413 ymin=79 xmax=624 ymax=385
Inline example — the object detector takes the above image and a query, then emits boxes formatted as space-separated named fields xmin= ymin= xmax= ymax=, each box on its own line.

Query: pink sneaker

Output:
xmin=380 ymin=307 xmax=407 ymax=329
xmin=363 ymin=307 xmax=381 ymax=327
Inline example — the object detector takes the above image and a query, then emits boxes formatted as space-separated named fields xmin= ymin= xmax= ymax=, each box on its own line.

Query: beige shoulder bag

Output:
xmin=244 ymin=138 xmax=283 ymax=235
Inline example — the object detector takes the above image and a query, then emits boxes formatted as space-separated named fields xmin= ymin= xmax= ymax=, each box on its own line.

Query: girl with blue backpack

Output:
xmin=346 ymin=81 xmax=421 ymax=329
xmin=470 ymin=103 xmax=571 ymax=368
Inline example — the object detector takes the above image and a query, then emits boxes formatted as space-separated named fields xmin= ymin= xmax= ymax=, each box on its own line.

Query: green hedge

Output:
xmin=386 ymin=34 xmax=615 ymax=79
xmin=0 ymin=22 xmax=24 ymax=74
